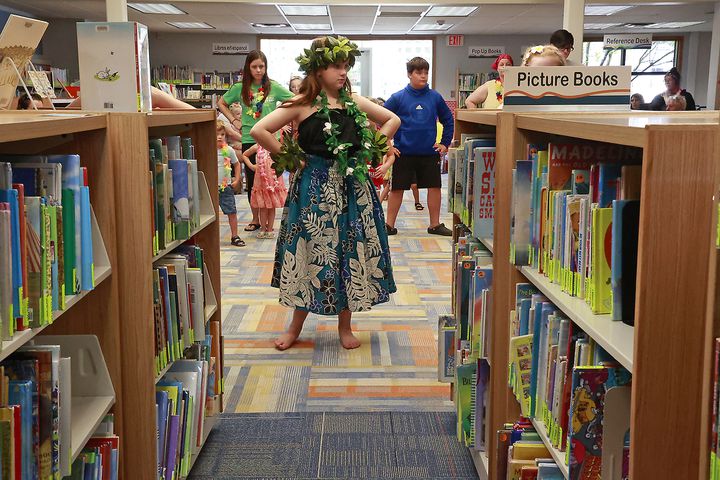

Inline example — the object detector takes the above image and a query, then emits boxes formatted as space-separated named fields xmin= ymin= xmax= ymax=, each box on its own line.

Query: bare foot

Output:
xmin=274 ymin=331 xmax=300 ymax=350
xmin=338 ymin=329 xmax=361 ymax=349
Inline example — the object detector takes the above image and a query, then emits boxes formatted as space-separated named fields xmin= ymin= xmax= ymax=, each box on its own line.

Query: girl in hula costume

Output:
xmin=250 ymin=36 xmax=400 ymax=351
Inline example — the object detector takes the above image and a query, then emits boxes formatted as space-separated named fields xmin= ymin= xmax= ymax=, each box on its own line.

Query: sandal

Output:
xmin=415 ymin=202 xmax=424 ymax=210
xmin=231 ymin=236 xmax=246 ymax=247
xmin=244 ymin=223 xmax=260 ymax=232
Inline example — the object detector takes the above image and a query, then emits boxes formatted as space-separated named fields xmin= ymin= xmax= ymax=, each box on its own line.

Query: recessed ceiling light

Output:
xmin=425 ymin=6 xmax=478 ymax=17
xmin=412 ymin=23 xmax=454 ymax=31
xmin=584 ymin=23 xmax=622 ymax=30
xmin=645 ymin=21 xmax=704 ymax=28
xmin=584 ymin=5 xmax=633 ymax=15
xmin=251 ymin=22 xmax=290 ymax=28
xmin=166 ymin=21 xmax=214 ymax=29
xmin=128 ymin=3 xmax=186 ymax=14
xmin=280 ymin=5 xmax=328 ymax=16
xmin=292 ymin=23 xmax=332 ymax=30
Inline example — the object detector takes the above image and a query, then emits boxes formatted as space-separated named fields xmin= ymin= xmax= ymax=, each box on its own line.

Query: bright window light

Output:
xmin=279 ymin=5 xmax=328 ymax=16
xmin=584 ymin=5 xmax=633 ymax=15
xmin=166 ymin=21 xmax=214 ymax=29
xmin=425 ymin=6 xmax=478 ymax=17
xmin=128 ymin=3 xmax=186 ymax=14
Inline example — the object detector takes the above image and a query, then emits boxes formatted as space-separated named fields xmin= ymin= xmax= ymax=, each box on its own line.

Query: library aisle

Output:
xmin=189 ymin=188 xmax=477 ymax=479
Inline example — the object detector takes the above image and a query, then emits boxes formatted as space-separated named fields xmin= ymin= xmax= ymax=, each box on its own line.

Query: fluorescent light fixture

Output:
xmin=425 ymin=6 xmax=478 ymax=17
xmin=280 ymin=5 xmax=328 ymax=16
xmin=644 ymin=21 xmax=704 ymax=28
xmin=584 ymin=23 xmax=621 ymax=29
xmin=292 ymin=23 xmax=332 ymax=30
xmin=584 ymin=5 xmax=633 ymax=15
xmin=166 ymin=21 xmax=214 ymax=29
xmin=251 ymin=22 xmax=290 ymax=28
xmin=412 ymin=23 xmax=454 ymax=31
xmin=128 ymin=3 xmax=186 ymax=14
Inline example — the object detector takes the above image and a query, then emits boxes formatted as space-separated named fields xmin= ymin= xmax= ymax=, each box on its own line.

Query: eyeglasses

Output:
xmin=563 ymin=46 xmax=575 ymax=52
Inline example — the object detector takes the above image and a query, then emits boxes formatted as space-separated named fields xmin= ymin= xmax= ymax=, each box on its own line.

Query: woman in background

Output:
xmin=649 ymin=67 xmax=696 ymax=111
xmin=630 ymin=93 xmax=645 ymax=110
xmin=289 ymin=75 xmax=302 ymax=95
xmin=465 ymin=53 xmax=514 ymax=109
xmin=218 ymin=50 xmax=294 ymax=232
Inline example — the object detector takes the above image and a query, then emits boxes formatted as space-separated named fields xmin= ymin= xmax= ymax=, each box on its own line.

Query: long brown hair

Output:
xmin=283 ymin=37 xmax=353 ymax=108
xmin=241 ymin=50 xmax=272 ymax=106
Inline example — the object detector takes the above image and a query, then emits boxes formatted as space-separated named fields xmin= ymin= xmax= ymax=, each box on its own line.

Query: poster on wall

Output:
xmin=212 ymin=43 xmax=250 ymax=55
xmin=468 ymin=46 xmax=505 ymax=58
xmin=503 ymin=66 xmax=631 ymax=111
xmin=603 ymin=34 xmax=652 ymax=50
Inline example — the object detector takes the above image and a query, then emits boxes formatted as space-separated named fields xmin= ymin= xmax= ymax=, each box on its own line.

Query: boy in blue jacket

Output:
xmin=384 ymin=57 xmax=454 ymax=236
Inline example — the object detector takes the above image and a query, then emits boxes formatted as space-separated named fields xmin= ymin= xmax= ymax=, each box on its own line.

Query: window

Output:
xmin=582 ymin=39 xmax=679 ymax=102
xmin=260 ymin=38 xmax=433 ymax=100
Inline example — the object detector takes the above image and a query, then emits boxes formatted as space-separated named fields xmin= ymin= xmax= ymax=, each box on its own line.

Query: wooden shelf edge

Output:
xmin=0 ymin=266 xmax=112 ymax=363
xmin=529 ymin=418 xmax=570 ymax=479
xmin=70 ymin=395 xmax=116 ymax=462
xmin=155 ymin=361 xmax=173 ymax=383
xmin=147 ymin=111 xmax=216 ymax=128
xmin=184 ymin=415 xmax=219 ymax=479
xmin=205 ymin=304 xmax=217 ymax=322
xmin=152 ymin=215 xmax=216 ymax=263
xmin=517 ymin=266 xmax=634 ymax=372
xmin=470 ymin=448 xmax=489 ymax=480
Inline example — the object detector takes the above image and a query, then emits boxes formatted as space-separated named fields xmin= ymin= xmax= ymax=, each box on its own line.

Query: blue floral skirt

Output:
xmin=271 ymin=154 xmax=396 ymax=315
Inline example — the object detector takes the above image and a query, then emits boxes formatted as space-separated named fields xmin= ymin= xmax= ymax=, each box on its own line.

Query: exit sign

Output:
xmin=447 ymin=35 xmax=464 ymax=47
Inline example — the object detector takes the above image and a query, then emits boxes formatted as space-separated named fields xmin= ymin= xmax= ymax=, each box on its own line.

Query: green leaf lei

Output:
xmin=271 ymin=89 xmax=389 ymax=181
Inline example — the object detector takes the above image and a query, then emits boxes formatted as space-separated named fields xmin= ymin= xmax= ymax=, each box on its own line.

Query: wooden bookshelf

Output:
xmin=107 ymin=110 xmax=221 ymax=480
xmin=453 ymin=110 xmax=720 ymax=479
xmin=0 ymin=111 xmax=121 ymax=473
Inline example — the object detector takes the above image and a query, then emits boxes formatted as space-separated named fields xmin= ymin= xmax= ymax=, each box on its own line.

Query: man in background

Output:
xmin=550 ymin=29 xmax=577 ymax=65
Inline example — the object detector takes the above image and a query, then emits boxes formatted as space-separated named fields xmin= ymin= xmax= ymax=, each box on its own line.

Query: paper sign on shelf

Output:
xmin=503 ymin=66 xmax=631 ymax=111
xmin=212 ymin=43 xmax=250 ymax=55
xmin=468 ymin=46 xmax=505 ymax=58
xmin=603 ymin=34 xmax=652 ymax=50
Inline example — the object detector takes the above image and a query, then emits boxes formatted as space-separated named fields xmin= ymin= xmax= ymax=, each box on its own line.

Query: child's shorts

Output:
xmin=219 ymin=186 xmax=237 ymax=215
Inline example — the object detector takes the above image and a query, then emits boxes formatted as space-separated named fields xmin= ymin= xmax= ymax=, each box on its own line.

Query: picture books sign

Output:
xmin=503 ymin=66 xmax=631 ymax=111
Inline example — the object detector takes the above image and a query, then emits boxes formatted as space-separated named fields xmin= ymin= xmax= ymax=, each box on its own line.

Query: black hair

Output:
xmin=406 ymin=57 xmax=429 ymax=75
xmin=550 ymin=29 xmax=574 ymax=49
xmin=376 ymin=97 xmax=385 ymax=103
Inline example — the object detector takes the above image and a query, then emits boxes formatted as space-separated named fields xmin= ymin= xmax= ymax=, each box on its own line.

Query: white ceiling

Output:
xmin=0 ymin=1 xmax=715 ymax=35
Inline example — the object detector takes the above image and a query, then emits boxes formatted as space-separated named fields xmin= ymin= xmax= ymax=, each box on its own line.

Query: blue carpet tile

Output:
xmin=189 ymin=412 xmax=476 ymax=479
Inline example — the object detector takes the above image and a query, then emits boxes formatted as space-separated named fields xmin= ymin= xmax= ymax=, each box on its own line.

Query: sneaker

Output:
xmin=386 ymin=223 xmax=398 ymax=235
xmin=427 ymin=223 xmax=452 ymax=236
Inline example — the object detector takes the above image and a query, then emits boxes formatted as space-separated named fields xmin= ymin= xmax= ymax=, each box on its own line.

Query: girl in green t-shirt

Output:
xmin=218 ymin=50 xmax=294 ymax=232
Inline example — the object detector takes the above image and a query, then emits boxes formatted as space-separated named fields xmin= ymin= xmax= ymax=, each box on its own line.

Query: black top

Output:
xmin=648 ymin=90 xmax=697 ymax=111
xmin=298 ymin=109 xmax=361 ymax=157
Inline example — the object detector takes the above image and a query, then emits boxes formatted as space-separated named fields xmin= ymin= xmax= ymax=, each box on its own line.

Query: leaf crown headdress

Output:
xmin=296 ymin=36 xmax=362 ymax=73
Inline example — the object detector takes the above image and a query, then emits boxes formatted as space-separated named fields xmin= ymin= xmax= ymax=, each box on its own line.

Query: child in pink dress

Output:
xmin=246 ymin=146 xmax=287 ymax=238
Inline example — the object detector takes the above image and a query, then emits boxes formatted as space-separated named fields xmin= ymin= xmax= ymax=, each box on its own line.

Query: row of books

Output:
xmin=0 ymin=344 xmax=118 ymax=480
xmin=149 ymin=137 xmax=205 ymax=255
xmin=0 ymin=157 xmax=95 ymax=338
xmin=458 ymin=72 xmax=490 ymax=92
xmin=447 ymin=136 xmax=496 ymax=240
xmin=496 ymin=419 xmax=563 ymax=479
xmin=710 ymin=338 xmax=720 ymax=480
xmin=151 ymin=66 xmax=241 ymax=90
xmin=152 ymin=244 xmax=216 ymax=377
xmin=507 ymin=283 xmax=632 ymax=478
xmin=510 ymin=143 xmax=642 ymax=324
xmin=156 ymin=356 xmax=217 ymax=480
xmin=69 ymin=417 xmax=119 ymax=480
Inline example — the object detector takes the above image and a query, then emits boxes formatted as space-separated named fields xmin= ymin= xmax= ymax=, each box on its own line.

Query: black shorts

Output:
xmin=391 ymin=154 xmax=441 ymax=191
xmin=242 ymin=142 xmax=257 ymax=202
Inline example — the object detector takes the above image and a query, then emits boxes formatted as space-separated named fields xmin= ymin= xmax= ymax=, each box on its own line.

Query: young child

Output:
xmin=522 ymin=45 xmax=566 ymax=67
xmin=250 ymin=35 xmax=400 ymax=351
xmin=246 ymin=146 xmax=287 ymax=238
xmin=216 ymin=120 xmax=245 ymax=247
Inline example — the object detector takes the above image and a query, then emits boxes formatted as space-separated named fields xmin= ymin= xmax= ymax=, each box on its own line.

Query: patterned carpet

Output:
xmin=189 ymin=412 xmax=477 ymax=480
xmin=219 ymin=185 xmax=455 ymax=413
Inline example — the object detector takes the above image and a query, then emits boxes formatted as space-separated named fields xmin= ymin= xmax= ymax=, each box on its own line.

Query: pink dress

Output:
xmin=250 ymin=146 xmax=288 ymax=209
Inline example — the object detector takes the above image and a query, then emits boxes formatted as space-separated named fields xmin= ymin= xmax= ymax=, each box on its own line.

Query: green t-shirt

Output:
xmin=223 ymin=79 xmax=293 ymax=143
